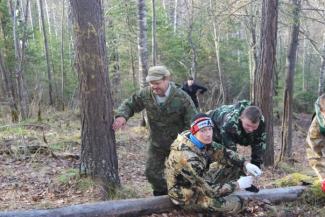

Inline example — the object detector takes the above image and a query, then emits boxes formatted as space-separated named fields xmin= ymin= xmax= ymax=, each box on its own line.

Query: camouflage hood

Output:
xmin=170 ymin=131 xmax=197 ymax=152
xmin=315 ymin=97 xmax=325 ymax=134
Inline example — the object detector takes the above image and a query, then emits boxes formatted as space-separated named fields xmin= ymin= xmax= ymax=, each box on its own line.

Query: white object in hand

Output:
xmin=245 ymin=162 xmax=262 ymax=177
xmin=237 ymin=176 xmax=253 ymax=189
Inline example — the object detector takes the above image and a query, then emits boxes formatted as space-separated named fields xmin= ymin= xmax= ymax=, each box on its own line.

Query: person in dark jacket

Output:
xmin=207 ymin=100 xmax=266 ymax=168
xmin=182 ymin=77 xmax=207 ymax=108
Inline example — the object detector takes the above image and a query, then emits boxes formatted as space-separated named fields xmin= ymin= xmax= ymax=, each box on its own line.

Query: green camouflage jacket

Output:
xmin=165 ymin=131 xmax=245 ymax=205
xmin=208 ymin=100 xmax=266 ymax=167
xmin=115 ymin=83 xmax=197 ymax=151
xmin=306 ymin=98 xmax=325 ymax=180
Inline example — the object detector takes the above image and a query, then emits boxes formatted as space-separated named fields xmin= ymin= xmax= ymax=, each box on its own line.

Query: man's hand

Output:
xmin=245 ymin=162 xmax=262 ymax=177
xmin=237 ymin=176 xmax=253 ymax=189
xmin=112 ymin=117 xmax=126 ymax=131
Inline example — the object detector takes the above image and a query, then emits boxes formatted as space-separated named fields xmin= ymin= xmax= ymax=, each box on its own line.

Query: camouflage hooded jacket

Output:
xmin=208 ymin=100 xmax=266 ymax=167
xmin=165 ymin=131 xmax=245 ymax=205
xmin=115 ymin=83 xmax=197 ymax=150
xmin=306 ymin=97 xmax=325 ymax=180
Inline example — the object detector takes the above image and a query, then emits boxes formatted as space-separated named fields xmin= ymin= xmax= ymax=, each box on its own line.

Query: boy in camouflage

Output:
xmin=165 ymin=113 xmax=262 ymax=215
xmin=306 ymin=94 xmax=325 ymax=191
xmin=208 ymin=100 xmax=266 ymax=168
xmin=112 ymin=65 xmax=197 ymax=196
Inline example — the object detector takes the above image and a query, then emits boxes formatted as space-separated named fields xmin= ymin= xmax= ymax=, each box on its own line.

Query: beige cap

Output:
xmin=146 ymin=66 xmax=171 ymax=82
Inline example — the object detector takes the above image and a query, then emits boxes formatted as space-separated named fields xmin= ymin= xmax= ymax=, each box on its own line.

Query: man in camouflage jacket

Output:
xmin=306 ymin=94 xmax=325 ymax=191
xmin=208 ymin=100 xmax=266 ymax=168
xmin=112 ymin=65 xmax=197 ymax=196
xmin=165 ymin=113 xmax=261 ymax=215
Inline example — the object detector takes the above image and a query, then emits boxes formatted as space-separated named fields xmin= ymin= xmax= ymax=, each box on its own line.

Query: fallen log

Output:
xmin=0 ymin=186 xmax=307 ymax=217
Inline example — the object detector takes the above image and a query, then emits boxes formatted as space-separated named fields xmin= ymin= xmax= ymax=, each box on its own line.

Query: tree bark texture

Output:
xmin=70 ymin=0 xmax=120 ymax=192
xmin=318 ymin=33 xmax=325 ymax=96
xmin=137 ymin=0 xmax=149 ymax=126
xmin=210 ymin=0 xmax=229 ymax=105
xmin=254 ymin=0 xmax=278 ymax=166
xmin=15 ymin=0 xmax=30 ymax=120
xmin=39 ymin=0 xmax=54 ymax=105
xmin=137 ymin=0 xmax=149 ymax=89
xmin=244 ymin=3 xmax=259 ymax=102
xmin=60 ymin=0 xmax=65 ymax=110
xmin=279 ymin=0 xmax=301 ymax=162
xmin=0 ymin=52 xmax=19 ymax=122
xmin=0 ymin=186 xmax=307 ymax=217
xmin=152 ymin=0 xmax=157 ymax=66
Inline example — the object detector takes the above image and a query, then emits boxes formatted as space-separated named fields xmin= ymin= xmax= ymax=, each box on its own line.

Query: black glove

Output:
xmin=245 ymin=185 xmax=259 ymax=193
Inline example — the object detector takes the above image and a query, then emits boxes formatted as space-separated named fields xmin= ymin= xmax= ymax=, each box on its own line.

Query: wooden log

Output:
xmin=0 ymin=186 xmax=307 ymax=217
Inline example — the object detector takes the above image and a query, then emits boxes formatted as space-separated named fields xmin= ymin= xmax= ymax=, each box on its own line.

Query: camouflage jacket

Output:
xmin=165 ymin=131 xmax=245 ymax=205
xmin=115 ymin=83 xmax=197 ymax=150
xmin=208 ymin=100 xmax=266 ymax=167
xmin=306 ymin=116 xmax=325 ymax=180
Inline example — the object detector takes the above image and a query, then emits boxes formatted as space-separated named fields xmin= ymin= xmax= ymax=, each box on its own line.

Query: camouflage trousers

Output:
xmin=306 ymin=140 xmax=325 ymax=180
xmin=183 ymin=166 xmax=244 ymax=215
xmin=145 ymin=144 xmax=170 ymax=194
xmin=185 ymin=194 xmax=244 ymax=215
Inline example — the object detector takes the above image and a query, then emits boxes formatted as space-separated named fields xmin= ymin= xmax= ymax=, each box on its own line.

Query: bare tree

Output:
xmin=318 ymin=33 xmax=325 ymax=96
xmin=254 ymin=0 xmax=279 ymax=166
xmin=70 ymin=0 xmax=120 ymax=196
xmin=209 ymin=0 xmax=230 ymax=105
xmin=152 ymin=0 xmax=157 ymax=65
xmin=137 ymin=0 xmax=149 ymax=126
xmin=279 ymin=0 xmax=302 ymax=162
xmin=0 ymin=52 xmax=19 ymax=122
xmin=186 ymin=0 xmax=198 ymax=79
xmin=60 ymin=0 xmax=65 ymax=110
xmin=173 ymin=0 xmax=178 ymax=33
xmin=138 ymin=0 xmax=149 ymax=89
xmin=39 ymin=0 xmax=54 ymax=105
xmin=243 ymin=2 xmax=259 ymax=101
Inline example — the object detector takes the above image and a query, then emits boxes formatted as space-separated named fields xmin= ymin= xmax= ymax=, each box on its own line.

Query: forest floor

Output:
xmin=0 ymin=109 xmax=325 ymax=216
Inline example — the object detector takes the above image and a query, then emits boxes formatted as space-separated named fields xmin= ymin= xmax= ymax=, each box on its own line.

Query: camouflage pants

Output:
xmin=306 ymin=140 xmax=325 ymax=180
xmin=184 ymin=166 xmax=244 ymax=214
xmin=145 ymin=144 xmax=169 ymax=193
xmin=186 ymin=194 xmax=244 ymax=215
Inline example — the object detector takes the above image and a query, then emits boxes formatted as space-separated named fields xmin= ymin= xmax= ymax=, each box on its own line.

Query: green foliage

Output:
xmin=57 ymin=168 xmax=78 ymax=185
xmin=300 ymin=180 xmax=325 ymax=207
xmin=294 ymin=91 xmax=318 ymax=113
xmin=106 ymin=185 xmax=139 ymax=200
xmin=273 ymin=173 xmax=316 ymax=187
xmin=56 ymin=168 xmax=96 ymax=192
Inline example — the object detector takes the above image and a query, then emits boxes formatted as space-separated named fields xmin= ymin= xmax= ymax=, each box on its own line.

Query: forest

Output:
xmin=0 ymin=0 xmax=325 ymax=216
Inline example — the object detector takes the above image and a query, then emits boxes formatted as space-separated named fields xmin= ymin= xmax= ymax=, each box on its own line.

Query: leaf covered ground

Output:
xmin=0 ymin=110 xmax=325 ymax=216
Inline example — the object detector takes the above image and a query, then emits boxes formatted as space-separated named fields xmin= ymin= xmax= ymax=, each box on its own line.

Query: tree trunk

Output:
xmin=60 ymin=0 xmax=65 ymax=110
xmin=254 ymin=0 xmax=278 ymax=167
xmin=173 ymin=0 xmax=178 ymax=33
xmin=279 ymin=0 xmax=301 ymax=162
xmin=0 ymin=186 xmax=307 ymax=217
xmin=70 ymin=0 xmax=120 ymax=196
xmin=0 ymin=52 xmax=19 ymax=122
xmin=137 ymin=0 xmax=149 ymax=89
xmin=209 ymin=0 xmax=229 ymax=105
xmin=16 ymin=0 xmax=30 ymax=120
xmin=44 ymin=0 xmax=51 ymax=35
xmin=302 ymin=34 xmax=307 ymax=92
xmin=152 ymin=0 xmax=157 ymax=65
xmin=187 ymin=0 xmax=197 ymax=80
xmin=39 ymin=0 xmax=54 ymax=105
xmin=28 ymin=0 xmax=35 ymax=39
xmin=244 ymin=2 xmax=259 ymax=101
xmin=318 ymin=33 xmax=325 ymax=96
xmin=137 ymin=0 xmax=149 ymax=127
